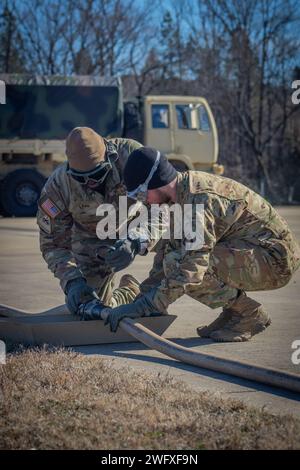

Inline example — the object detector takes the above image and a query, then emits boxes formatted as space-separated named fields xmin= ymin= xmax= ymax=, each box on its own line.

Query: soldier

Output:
xmin=37 ymin=127 xmax=151 ymax=314
xmin=103 ymin=146 xmax=300 ymax=342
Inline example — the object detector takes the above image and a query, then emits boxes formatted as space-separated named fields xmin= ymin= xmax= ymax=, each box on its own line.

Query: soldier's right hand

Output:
xmin=101 ymin=239 xmax=140 ymax=272
xmin=65 ymin=278 xmax=99 ymax=315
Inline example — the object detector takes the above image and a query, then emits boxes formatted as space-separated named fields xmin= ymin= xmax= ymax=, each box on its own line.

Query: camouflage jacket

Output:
xmin=37 ymin=138 xmax=142 ymax=291
xmin=149 ymin=171 xmax=300 ymax=311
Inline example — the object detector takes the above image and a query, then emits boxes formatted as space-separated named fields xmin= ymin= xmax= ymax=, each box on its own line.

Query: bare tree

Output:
xmin=0 ymin=0 xmax=26 ymax=73
xmin=3 ymin=0 xmax=300 ymax=200
xmin=184 ymin=0 xmax=300 ymax=198
xmin=14 ymin=0 xmax=68 ymax=75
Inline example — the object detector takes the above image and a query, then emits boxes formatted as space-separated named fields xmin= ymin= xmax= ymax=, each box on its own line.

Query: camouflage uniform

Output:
xmin=140 ymin=171 xmax=300 ymax=313
xmin=37 ymin=138 xmax=142 ymax=306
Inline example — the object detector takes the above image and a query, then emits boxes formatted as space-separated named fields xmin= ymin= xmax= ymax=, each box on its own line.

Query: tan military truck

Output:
xmin=0 ymin=75 xmax=223 ymax=216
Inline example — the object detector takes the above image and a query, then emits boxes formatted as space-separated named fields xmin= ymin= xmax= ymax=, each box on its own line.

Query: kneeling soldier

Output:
xmin=104 ymin=147 xmax=300 ymax=342
xmin=37 ymin=127 xmax=146 ymax=314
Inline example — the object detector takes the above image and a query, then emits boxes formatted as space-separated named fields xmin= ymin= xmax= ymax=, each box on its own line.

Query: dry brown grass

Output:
xmin=0 ymin=348 xmax=299 ymax=450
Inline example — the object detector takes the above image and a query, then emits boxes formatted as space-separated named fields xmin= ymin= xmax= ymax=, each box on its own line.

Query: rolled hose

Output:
xmin=100 ymin=310 xmax=300 ymax=394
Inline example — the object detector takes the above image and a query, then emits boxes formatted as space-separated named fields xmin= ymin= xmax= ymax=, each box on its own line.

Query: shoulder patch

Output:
xmin=40 ymin=197 xmax=61 ymax=219
xmin=39 ymin=214 xmax=52 ymax=234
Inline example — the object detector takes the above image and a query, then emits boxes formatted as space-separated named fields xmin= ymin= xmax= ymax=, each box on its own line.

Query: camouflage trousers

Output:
xmin=85 ymin=270 xmax=139 ymax=308
xmin=142 ymin=237 xmax=300 ymax=310
xmin=72 ymin=240 xmax=140 ymax=307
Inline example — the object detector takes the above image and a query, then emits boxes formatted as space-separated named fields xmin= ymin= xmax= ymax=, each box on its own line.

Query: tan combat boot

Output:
xmin=197 ymin=291 xmax=271 ymax=342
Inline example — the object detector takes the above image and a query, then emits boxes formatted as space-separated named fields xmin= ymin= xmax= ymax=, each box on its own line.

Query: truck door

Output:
xmin=144 ymin=101 xmax=174 ymax=153
xmin=173 ymin=99 xmax=218 ymax=168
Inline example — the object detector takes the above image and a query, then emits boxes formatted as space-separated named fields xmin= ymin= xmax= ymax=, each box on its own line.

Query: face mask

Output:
xmin=127 ymin=151 xmax=161 ymax=202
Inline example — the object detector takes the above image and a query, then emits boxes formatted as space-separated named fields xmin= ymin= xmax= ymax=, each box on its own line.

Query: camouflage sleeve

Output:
xmin=127 ymin=202 xmax=171 ymax=253
xmin=37 ymin=184 xmax=83 ymax=293
xmin=113 ymin=137 xmax=142 ymax=157
xmin=139 ymin=239 xmax=167 ymax=293
xmin=147 ymin=193 xmax=218 ymax=312
xmin=123 ymin=138 xmax=142 ymax=154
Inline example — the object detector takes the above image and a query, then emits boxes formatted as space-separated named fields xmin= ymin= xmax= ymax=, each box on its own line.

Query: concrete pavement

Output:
xmin=0 ymin=207 xmax=300 ymax=416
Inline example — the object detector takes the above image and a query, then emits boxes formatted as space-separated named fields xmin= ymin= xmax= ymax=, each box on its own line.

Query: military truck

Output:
xmin=0 ymin=74 xmax=223 ymax=216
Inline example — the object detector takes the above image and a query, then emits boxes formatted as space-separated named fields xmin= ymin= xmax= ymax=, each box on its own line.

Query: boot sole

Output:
xmin=252 ymin=316 xmax=272 ymax=335
xmin=198 ymin=316 xmax=272 ymax=342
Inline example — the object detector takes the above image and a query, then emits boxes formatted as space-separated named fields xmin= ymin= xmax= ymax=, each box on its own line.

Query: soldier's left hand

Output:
xmin=104 ymin=294 xmax=162 ymax=332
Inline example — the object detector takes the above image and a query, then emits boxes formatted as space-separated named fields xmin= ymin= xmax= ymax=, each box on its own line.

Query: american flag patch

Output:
xmin=41 ymin=198 xmax=61 ymax=218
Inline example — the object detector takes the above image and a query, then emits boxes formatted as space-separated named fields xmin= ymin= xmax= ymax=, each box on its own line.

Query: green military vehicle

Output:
xmin=0 ymin=74 xmax=223 ymax=216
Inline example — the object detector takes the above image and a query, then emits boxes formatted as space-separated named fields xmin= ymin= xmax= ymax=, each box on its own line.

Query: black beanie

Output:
xmin=124 ymin=147 xmax=177 ymax=192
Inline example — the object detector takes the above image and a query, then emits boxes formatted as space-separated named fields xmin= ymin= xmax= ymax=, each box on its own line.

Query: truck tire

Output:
xmin=0 ymin=180 xmax=9 ymax=216
xmin=0 ymin=170 xmax=46 ymax=217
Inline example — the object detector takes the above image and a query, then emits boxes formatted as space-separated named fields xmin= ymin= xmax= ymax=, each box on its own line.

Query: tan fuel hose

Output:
xmin=1 ymin=303 xmax=299 ymax=394
xmin=100 ymin=311 xmax=300 ymax=394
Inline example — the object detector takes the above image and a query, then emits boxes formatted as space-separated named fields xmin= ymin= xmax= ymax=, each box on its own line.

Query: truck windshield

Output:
xmin=176 ymin=103 xmax=211 ymax=132
xmin=176 ymin=104 xmax=198 ymax=130
xmin=151 ymin=104 xmax=169 ymax=128
xmin=198 ymin=105 xmax=211 ymax=131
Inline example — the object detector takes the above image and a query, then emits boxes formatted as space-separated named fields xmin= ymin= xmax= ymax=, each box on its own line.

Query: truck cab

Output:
xmin=0 ymin=75 xmax=223 ymax=216
xmin=143 ymin=95 xmax=223 ymax=174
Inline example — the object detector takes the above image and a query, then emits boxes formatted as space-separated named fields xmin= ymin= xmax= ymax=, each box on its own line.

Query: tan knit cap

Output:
xmin=66 ymin=127 xmax=106 ymax=171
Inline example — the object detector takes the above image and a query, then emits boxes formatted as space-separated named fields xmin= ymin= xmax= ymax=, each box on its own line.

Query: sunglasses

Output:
xmin=67 ymin=160 xmax=112 ymax=185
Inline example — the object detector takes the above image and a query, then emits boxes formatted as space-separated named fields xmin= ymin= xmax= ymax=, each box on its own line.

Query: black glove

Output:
xmin=77 ymin=298 xmax=109 ymax=321
xmin=104 ymin=293 xmax=162 ymax=332
xmin=65 ymin=278 xmax=99 ymax=314
xmin=101 ymin=239 xmax=140 ymax=272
